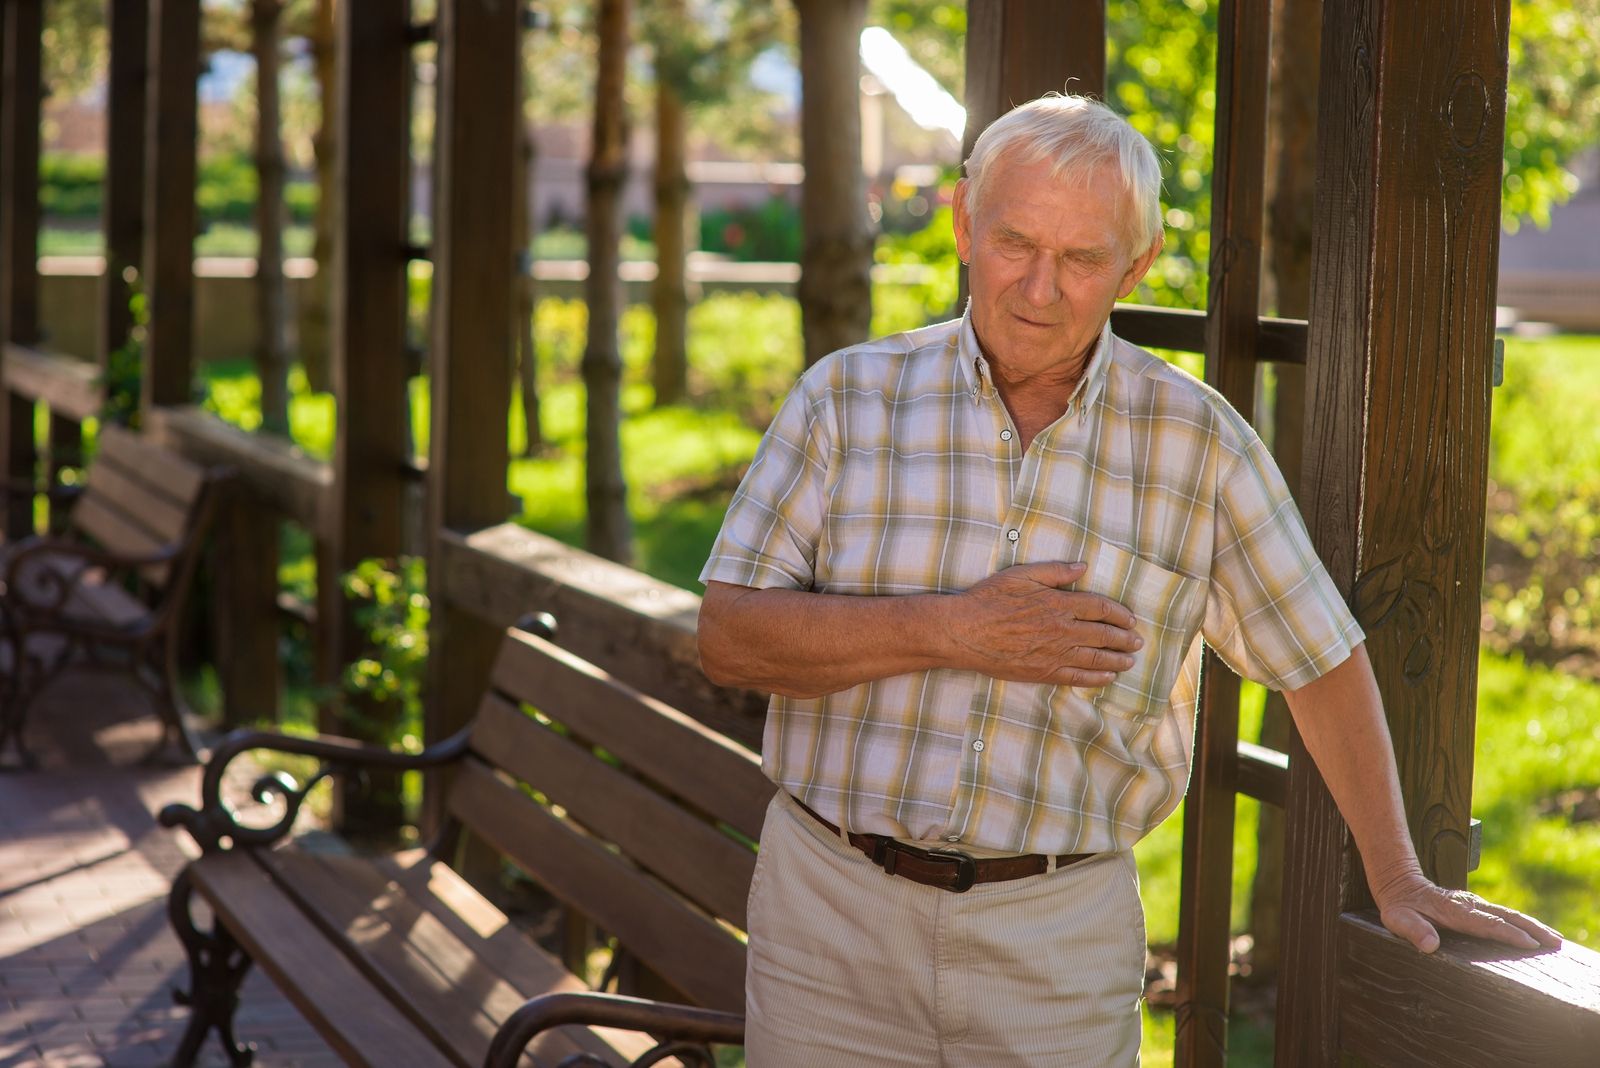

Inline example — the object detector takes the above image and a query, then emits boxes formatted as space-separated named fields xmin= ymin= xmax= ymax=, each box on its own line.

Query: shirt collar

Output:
xmin=956 ymin=303 xmax=1114 ymax=412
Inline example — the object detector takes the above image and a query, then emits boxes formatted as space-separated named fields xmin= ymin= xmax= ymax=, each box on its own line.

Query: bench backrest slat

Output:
xmin=95 ymin=424 xmax=207 ymax=504
xmin=471 ymin=692 xmax=758 ymax=929
xmin=485 ymin=630 xmax=774 ymax=841
xmin=84 ymin=462 xmax=192 ymax=546
xmin=447 ymin=757 xmax=748 ymax=1013
xmin=69 ymin=426 xmax=209 ymax=588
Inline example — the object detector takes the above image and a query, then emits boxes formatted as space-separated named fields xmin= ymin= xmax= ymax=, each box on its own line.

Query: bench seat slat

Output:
xmin=68 ymin=493 xmax=173 ymax=587
xmin=255 ymin=847 xmax=641 ymax=1068
xmin=187 ymin=851 xmax=456 ymax=1068
xmin=473 ymin=694 xmax=757 ymax=930
xmin=488 ymin=629 xmax=774 ymax=842
xmin=449 ymin=758 xmax=748 ymax=1013
xmin=370 ymin=847 xmax=683 ymax=1056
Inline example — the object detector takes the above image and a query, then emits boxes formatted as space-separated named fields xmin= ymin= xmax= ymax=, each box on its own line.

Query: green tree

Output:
xmin=643 ymin=0 xmax=784 ymax=404
xmin=1503 ymin=0 xmax=1600 ymax=229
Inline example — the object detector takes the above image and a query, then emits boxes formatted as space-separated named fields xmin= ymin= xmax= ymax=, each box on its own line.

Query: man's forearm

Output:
xmin=697 ymin=584 xmax=954 ymax=698
xmin=1282 ymin=643 xmax=1422 ymax=888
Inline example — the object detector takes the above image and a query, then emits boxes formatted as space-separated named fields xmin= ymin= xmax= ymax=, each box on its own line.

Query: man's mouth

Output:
xmin=1011 ymin=313 xmax=1058 ymax=328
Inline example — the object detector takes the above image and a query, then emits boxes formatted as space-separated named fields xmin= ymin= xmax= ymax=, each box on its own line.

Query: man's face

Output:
xmin=954 ymin=156 xmax=1160 ymax=384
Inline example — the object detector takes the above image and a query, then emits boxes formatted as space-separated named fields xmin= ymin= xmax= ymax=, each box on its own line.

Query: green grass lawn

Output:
xmin=189 ymin=312 xmax=1600 ymax=1066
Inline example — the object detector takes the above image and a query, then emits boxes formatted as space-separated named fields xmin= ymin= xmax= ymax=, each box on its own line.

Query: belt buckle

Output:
xmin=925 ymin=847 xmax=978 ymax=893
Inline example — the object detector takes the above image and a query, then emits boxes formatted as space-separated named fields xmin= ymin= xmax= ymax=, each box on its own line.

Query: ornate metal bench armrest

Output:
xmin=485 ymin=991 xmax=745 ymax=1068
xmin=158 ymin=726 xmax=472 ymax=854
xmin=4 ymin=536 xmax=183 ymax=625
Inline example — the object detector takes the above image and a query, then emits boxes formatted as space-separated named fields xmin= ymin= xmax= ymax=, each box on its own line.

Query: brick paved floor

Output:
xmin=0 ymin=673 xmax=340 ymax=1067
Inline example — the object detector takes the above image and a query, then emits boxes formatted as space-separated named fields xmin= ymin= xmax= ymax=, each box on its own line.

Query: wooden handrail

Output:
xmin=144 ymin=405 xmax=333 ymax=535
xmin=1 ymin=343 xmax=104 ymax=421
xmin=434 ymin=523 xmax=768 ymax=747
xmin=1110 ymin=303 xmax=1308 ymax=364
xmin=1236 ymin=739 xmax=1289 ymax=807
xmin=1338 ymin=912 xmax=1600 ymax=1067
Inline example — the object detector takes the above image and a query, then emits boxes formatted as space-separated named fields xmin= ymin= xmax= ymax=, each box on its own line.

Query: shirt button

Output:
xmin=1006 ymin=529 xmax=1019 ymax=542
xmin=972 ymin=739 xmax=985 ymax=752
xmin=1000 ymin=428 xmax=1013 ymax=442
xmin=946 ymin=835 xmax=961 ymax=843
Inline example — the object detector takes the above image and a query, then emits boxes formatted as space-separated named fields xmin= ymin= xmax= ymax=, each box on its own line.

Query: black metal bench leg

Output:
xmin=169 ymin=868 xmax=256 ymax=1067
xmin=0 ymin=647 xmax=42 ymax=771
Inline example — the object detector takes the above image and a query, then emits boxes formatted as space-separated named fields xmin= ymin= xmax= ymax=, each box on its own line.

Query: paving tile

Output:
xmin=0 ymin=684 xmax=337 ymax=1068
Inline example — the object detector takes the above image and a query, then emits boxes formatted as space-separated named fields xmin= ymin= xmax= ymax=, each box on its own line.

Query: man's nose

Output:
xmin=1020 ymin=254 xmax=1060 ymax=306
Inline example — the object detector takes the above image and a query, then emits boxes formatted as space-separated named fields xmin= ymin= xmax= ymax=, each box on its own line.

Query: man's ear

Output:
xmin=1118 ymin=231 xmax=1164 ymax=298
xmin=953 ymin=178 xmax=973 ymax=263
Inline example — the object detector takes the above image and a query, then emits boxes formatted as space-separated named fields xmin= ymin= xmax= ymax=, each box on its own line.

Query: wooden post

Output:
xmin=1276 ymin=2 xmax=1512 ymax=1064
xmin=425 ymin=0 xmax=519 ymax=831
xmin=963 ymin=0 xmax=1106 ymax=158
xmin=143 ymin=0 xmax=201 ymax=413
xmin=960 ymin=1 xmax=1106 ymax=305
xmin=326 ymin=0 xmax=413 ymax=833
xmin=0 ymin=0 xmax=42 ymax=539
xmin=1173 ymin=2 xmax=1269 ymax=1066
xmin=212 ymin=488 xmax=281 ymax=728
xmin=102 ymin=0 xmax=148 ymax=372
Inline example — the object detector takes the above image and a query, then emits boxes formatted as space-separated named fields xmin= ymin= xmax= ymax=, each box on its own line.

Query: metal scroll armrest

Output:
xmin=485 ymin=991 xmax=745 ymax=1068
xmin=158 ymin=726 xmax=473 ymax=854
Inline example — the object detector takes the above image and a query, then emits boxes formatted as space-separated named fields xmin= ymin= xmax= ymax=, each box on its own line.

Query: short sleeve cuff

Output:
xmin=1268 ymin=614 xmax=1366 ymax=693
xmin=699 ymin=552 xmax=810 ymax=591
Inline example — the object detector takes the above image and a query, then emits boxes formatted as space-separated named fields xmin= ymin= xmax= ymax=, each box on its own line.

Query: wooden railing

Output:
xmin=145 ymin=405 xmax=333 ymax=726
xmin=1 ymin=343 xmax=103 ymax=422
xmin=435 ymin=522 xmax=766 ymax=749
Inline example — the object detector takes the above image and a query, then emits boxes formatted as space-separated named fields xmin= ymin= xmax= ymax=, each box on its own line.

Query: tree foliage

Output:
xmin=1503 ymin=0 xmax=1600 ymax=230
xmin=867 ymin=0 xmax=1600 ymax=309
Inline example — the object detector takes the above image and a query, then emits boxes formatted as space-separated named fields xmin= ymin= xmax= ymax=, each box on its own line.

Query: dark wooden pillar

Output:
xmin=0 ymin=0 xmax=42 ymax=538
xmin=960 ymin=1 xmax=1106 ymax=305
xmin=1172 ymin=3 xmax=1270 ymax=1066
xmin=962 ymin=0 xmax=1106 ymax=162
xmin=102 ymin=0 xmax=148 ymax=372
xmin=212 ymin=488 xmax=280 ymax=727
xmin=143 ymin=0 xmax=201 ymax=413
xmin=325 ymin=0 xmax=413 ymax=832
xmin=1276 ymin=2 xmax=1512 ymax=1064
xmin=425 ymin=0 xmax=518 ymax=829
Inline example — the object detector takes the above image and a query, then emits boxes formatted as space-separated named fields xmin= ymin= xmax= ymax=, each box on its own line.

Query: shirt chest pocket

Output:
xmin=1078 ymin=543 xmax=1207 ymax=721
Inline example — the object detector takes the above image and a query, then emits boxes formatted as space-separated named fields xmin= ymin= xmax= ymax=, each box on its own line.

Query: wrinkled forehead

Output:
xmin=975 ymin=151 xmax=1135 ymax=247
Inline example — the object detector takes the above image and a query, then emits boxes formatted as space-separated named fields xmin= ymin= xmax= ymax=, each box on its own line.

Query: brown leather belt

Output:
xmin=792 ymin=796 xmax=1094 ymax=893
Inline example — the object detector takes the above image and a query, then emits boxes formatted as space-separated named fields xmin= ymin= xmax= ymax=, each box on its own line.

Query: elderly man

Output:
xmin=697 ymin=95 xmax=1558 ymax=1066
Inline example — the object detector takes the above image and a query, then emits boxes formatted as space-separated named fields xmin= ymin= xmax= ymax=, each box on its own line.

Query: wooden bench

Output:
xmin=159 ymin=622 xmax=774 ymax=1067
xmin=0 ymin=425 xmax=223 ymax=768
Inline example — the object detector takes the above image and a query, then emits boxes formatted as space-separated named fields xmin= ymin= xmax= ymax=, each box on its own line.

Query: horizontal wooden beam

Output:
xmin=1338 ymin=912 xmax=1600 ymax=1067
xmin=1235 ymin=739 xmax=1288 ymax=807
xmin=0 ymin=344 xmax=103 ymax=420
xmin=1110 ymin=304 xmax=1307 ymax=365
xmin=435 ymin=523 xmax=768 ymax=749
xmin=144 ymin=405 xmax=332 ymax=533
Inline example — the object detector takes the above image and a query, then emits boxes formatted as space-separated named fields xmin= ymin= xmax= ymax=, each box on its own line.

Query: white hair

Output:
xmin=964 ymin=94 xmax=1164 ymax=254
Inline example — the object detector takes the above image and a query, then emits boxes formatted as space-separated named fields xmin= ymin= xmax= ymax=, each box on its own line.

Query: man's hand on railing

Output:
xmin=1370 ymin=865 xmax=1565 ymax=954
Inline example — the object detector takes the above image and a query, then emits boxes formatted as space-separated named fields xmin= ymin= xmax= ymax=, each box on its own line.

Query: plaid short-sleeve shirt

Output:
xmin=700 ymin=312 xmax=1362 ymax=855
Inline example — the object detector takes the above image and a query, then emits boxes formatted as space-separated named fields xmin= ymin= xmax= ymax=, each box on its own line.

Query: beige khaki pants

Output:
xmin=745 ymin=791 xmax=1145 ymax=1067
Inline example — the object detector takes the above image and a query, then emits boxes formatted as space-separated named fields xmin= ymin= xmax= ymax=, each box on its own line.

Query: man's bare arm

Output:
xmin=698 ymin=561 xmax=1143 ymax=698
xmin=1283 ymin=644 xmax=1562 ymax=953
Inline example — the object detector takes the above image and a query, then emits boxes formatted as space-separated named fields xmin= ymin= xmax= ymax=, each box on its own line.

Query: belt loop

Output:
xmin=1046 ymin=854 xmax=1058 ymax=874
